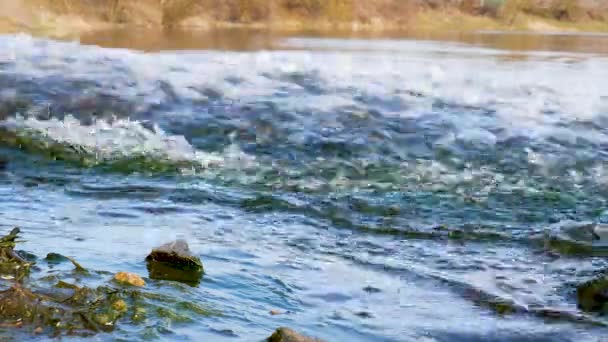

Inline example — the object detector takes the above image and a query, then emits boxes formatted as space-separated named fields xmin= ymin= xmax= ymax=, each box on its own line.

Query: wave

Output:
xmin=0 ymin=115 xmax=256 ymax=174
xmin=0 ymin=35 xmax=608 ymax=201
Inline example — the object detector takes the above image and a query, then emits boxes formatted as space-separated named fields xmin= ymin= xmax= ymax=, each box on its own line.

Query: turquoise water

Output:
xmin=1 ymin=32 xmax=608 ymax=341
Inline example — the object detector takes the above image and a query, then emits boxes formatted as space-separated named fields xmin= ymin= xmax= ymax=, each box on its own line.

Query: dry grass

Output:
xmin=414 ymin=8 xmax=507 ymax=32
xmin=160 ymin=0 xmax=415 ymax=26
xmin=160 ymin=0 xmax=607 ymax=28
xmin=2 ymin=0 xmax=608 ymax=35
xmin=417 ymin=5 xmax=608 ymax=33
xmin=499 ymin=0 xmax=607 ymax=22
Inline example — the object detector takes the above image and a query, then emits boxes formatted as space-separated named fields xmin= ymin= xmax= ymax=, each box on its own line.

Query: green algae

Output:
xmin=577 ymin=274 xmax=608 ymax=313
xmin=155 ymin=306 xmax=193 ymax=323
xmin=0 ymin=128 xmax=199 ymax=175
xmin=0 ymin=227 xmax=219 ymax=338
xmin=175 ymin=301 xmax=220 ymax=317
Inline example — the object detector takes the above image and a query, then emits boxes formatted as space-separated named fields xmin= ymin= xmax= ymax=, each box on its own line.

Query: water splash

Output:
xmin=1 ymin=115 xmax=256 ymax=174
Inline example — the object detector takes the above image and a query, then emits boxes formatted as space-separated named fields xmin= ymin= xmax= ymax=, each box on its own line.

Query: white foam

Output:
xmin=3 ymin=115 xmax=256 ymax=172
xmin=1 ymin=35 xmax=606 ymax=139
xmin=1 ymin=34 xmax=607 ymax=187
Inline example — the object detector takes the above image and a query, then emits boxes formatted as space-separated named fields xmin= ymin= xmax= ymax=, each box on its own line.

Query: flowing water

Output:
xmin=1 ymin=30 xmax=608 ymax=341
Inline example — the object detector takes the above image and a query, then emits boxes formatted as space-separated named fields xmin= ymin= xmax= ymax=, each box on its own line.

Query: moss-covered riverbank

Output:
xmin=0 ymin=0 xmax=607 ymax=39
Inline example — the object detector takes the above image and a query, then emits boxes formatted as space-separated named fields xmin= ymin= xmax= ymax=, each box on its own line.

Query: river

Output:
xmin=1 ymin=29 xmax=608 ymax=341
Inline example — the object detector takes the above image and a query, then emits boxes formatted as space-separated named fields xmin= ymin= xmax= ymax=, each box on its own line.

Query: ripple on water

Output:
xmin=1 ymin=34 xmax=608 ymax=340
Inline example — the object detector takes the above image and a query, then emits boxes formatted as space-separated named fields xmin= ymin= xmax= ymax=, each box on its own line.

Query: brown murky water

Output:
xmin=79 ymin=27 xmax=608 ymax=54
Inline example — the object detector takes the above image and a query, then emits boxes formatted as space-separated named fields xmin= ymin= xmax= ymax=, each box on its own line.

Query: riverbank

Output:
xmin=1 ymin=0 xmax=608 ymax=40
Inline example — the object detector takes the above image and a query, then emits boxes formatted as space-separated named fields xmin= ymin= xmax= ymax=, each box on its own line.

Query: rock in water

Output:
xmin=145 ymin=240 xmax=203 ymax=285
xmin=577 ymin=274 xmax=608 ymax=313
xmin=45 ymin=252 xmax=70 ymax=265
xmin=0 ymin=227 xmax=32 ymax=278
xmin=146 ymin=240 xmax=202 ymax=269
xmin=0 ymin=227 xmax=20 ymax=248
xmin=114 ymin=272 xmax=145 ymax=287
xmin=267 ymin=327 xmax=325 ymax=342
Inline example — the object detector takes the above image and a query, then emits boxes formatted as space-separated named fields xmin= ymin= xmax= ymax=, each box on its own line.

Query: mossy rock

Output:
xmin=0 ymin=227 xmax=32 ymax=280
xmin=577 ymin=274 xmax=608 ymax=313
xmin=0 ymin=282 xmax=130 ymax=335
xmin=0 ymin=227 xmax=221 ymax=338
xmin=114 ymin=272 xmax=146 ymax=287
xmin=268 ymin=327 xmax=325 ymax=342
xmin=145 ymin=240 xmax=203 ymax=285
xmin=146 ymin=240 xmax=203 ymax=271
xmin=45 ymin=252 xmax=70 ymax=264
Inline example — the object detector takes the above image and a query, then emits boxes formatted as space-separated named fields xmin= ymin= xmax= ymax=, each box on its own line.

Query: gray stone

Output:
xmin=145 ymin=239 xmax=204 ymax=285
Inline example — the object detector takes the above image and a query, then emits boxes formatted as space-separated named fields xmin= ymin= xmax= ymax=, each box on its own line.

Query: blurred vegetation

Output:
xmin=498 ymin=0 xmax=605 ymax=22
xmin=5 ymin=0 xmax=608 ymax=32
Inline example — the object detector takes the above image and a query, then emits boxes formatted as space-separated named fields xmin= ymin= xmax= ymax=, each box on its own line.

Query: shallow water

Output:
xmin=1 ymin=31 xmax=608 ymax=341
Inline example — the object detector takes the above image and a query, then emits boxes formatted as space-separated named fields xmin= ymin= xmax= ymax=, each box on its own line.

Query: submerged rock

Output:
xmin=0 ymin=227 xmax=218 ymax=337
xmin=0 ymin=228 xmax=126 ymax=334
xmin=267 ymin=327 xmax=325 ymax=342
xmin=44 ymin=252 xmax=88 ymax=273
xmin=114 ymin=272 xmax=145 ymax=287
xmin=0 ymin=284 xmax=56 ymax=327
xmin=145 ymin=240 xmax=203 ymax=285
xmin=0 ymin=277 xmax=130 ymax=335
xmin=112 ymin=299 xmax=128 ymax=313
xmin=45 ymin=252 xmax=70 ymax=264
xmin=577 ymin=274 xmax=608 ymax=313
xmin=66 ymin=256 xmax=88 ymax=273
xmin=537 ymin=221 xmax=608 ymax=256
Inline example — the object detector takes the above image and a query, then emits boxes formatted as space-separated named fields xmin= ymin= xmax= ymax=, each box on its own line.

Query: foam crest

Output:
xmin=2 ymin=115 xmax=256 ymax=172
